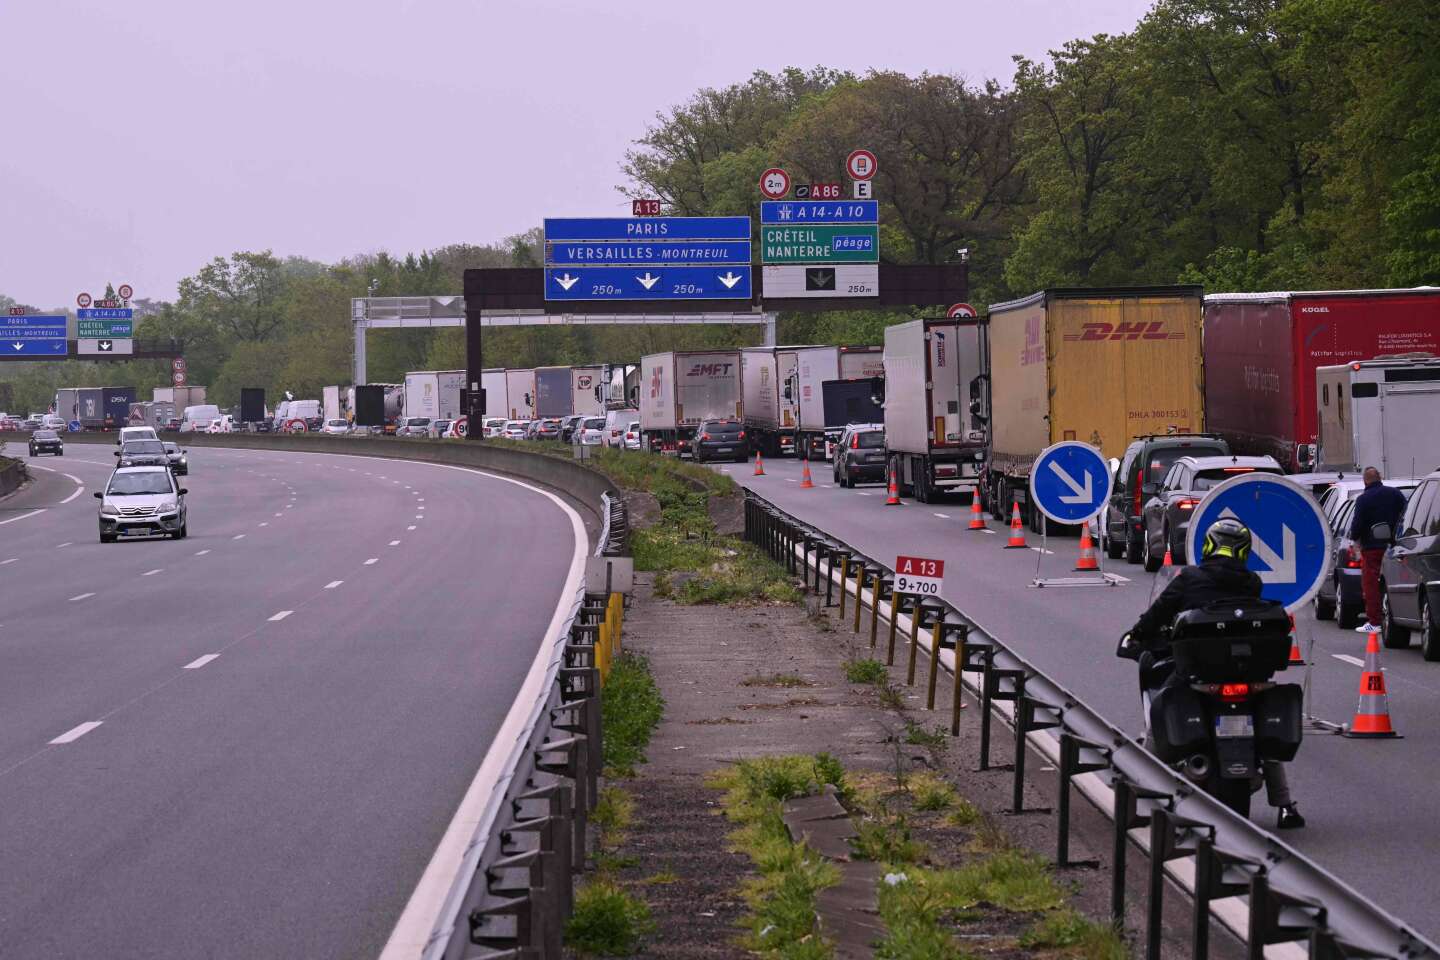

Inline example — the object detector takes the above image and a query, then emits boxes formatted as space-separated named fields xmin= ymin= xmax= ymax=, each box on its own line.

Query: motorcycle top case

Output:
xmin=1147 ymin=684 xmax=1211 ymax=763
xmin=1253 ymin=683 xmax=1304 ymax=762
xmin=1170 ymin=599 xmax=1291 ymax=683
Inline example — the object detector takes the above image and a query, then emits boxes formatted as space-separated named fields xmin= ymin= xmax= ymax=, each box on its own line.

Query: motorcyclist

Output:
xmin=1119 ymin=518 xmax=1305 ymax=830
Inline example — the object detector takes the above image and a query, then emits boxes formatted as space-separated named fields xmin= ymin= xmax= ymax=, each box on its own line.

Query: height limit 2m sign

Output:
xmin=895 ymin=556 xmax=944 ymax=597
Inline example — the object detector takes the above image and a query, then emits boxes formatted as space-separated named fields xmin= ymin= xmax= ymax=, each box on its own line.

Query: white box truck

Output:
xmin=323 ymin=385 xmax=342 ymax=423
xmin=639 ymin=350 xmax=744 ymax=456
xmin=505 ymin=369 xmax=535 ymax=420
xmin=882 ymin=319 xmax=988 ymax=502
xmin=1316 ymin=355 xmax=1440 ymax=476
xmin=570 ymin=366 xmax=604 ymax=416
xmin=404 ymin=370 xmax=465 ymax=420
xmin=481 ymin=369 xmax=507 ymax=418
xmin=740 ymin=347 xmax=789 ymax=455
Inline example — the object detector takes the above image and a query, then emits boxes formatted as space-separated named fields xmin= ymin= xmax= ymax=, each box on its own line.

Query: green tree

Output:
xmin=177 ymin=251 xmax=288 ymax=342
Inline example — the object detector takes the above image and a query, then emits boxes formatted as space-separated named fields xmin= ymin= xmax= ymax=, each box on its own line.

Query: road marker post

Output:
xmin=838 ymin=555 xmax=850 ymax=619
xmin=926 ymin=617 xmax=942 ymax=710
xmin=853 ymin=566 xmax=867 ymax=632
xmin=870 ymin=575 xmax=885 ymax=648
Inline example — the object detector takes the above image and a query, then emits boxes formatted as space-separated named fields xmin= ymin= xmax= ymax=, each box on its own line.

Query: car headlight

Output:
xmin=100 ymin=502 xmax=119 ymax=516
xmin=159 ymin=499 xmax=178 ymax=513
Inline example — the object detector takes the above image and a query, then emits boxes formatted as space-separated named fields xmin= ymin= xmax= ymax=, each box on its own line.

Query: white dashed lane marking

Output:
xmin=232 ymin=534 xmax=246 ymax=540
xmin=68 ymin=592 xmax=95 ymax=602
xmin=324 ymin=580 xmax=343 ymax=589
xmin=407 ymin=525 xmax=416 ymax=531
xmin=933 ymin=513 xmax=951 ymax=519
xmin=142 ymin=569 xmax=162 ymax=577
xmin=363 ymin=558 xmax=379 ymax=565
xmin=268 ymin=610 xmax=293 ymax=622
xmin=56 ymin=542 xmax=72 ymax=549
xmin=184 ymin=654 xmax=220 ymax=670
xmin=50 ymin=722 xmax=102 ymax=745
xmin=1333 ymin=654 xmax=1366 ymax=667
xmin=1 ymin=558 xmax=17 ymax=566
xmin=195 ymin=549 xmax=211 ymax=556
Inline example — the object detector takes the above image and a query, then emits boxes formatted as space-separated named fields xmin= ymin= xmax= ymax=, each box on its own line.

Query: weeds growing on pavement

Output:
xmin=741 ymin=672 xmax=811 ymax=688
xmin=710 ymin=756 xmax=841 ymax=959
xmin=592 ymin=786 xmax=635 ymax=848
xmin=565 ymin=878 xmax=655 ymax=957
xmin=877 ymin=681 xmax=906 ymax=710
xmin=843 ymin=657 xmax=888 ymax=685
xmin=902 ymin=721 xmax=947 ymax=748
xmin=907 ymin=772 xmax=958 ymax=812
xmin=1020 ymin=908 xmax=1129 ymax=958
xmin=601 ymin=653 xmax=664 ymax=778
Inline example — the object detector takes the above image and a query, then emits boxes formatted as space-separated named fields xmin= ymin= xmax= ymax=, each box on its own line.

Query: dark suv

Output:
xmin=1139 ymin=455 xmax=1283 ymax=571
xmin=1105 ymin=435 xmax=1230 ymax=564
xmin=833 ymin=423 xmax=886 ymax=487
xmin=692 ymin=419 xmax=748 ymax=463
xmin=1380 ymin=470 xmax=1440 ymax=659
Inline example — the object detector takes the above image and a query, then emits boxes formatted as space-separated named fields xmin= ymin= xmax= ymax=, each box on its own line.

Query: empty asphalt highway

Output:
xmin=0 ymin=444 xmax=583 ymax=959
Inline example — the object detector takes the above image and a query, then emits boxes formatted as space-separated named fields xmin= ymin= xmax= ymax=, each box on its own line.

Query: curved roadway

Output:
xmin=0 ymin=443 xmax=582 ymax=959
xmin=731 ymin=457 xmax=1440 ymax=944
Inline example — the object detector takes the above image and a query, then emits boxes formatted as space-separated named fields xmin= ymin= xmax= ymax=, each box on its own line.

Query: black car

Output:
xmin=559 ymin=415 xmax=586 ymax=444
xmin=28 ymin=429 xmax=63 ymax=456
xmin=116 ymin=439 xmax=170 ymax=468
xmin=691 ymin=419 xmax=749 ymax=463
xmin=832 ymin=424 xmax=886 ymax=487
xmin=1104 ymin=434 xmax=1229 ymax=564
xmin=1380 ymin=470 xmax=1440 ymax=659
xmin=163 ymin=441 xmax=189 ymax=476
xmin=1138 ymin=455 xmax=1283 ymax=571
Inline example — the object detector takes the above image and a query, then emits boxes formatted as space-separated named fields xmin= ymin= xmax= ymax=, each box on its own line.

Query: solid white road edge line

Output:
xmin=379 ymin=463 xmax=587 ymax=960
xmin=50 ymin=721 xmax=102 ymax=744
xmin=184 ymin=654 xmax=220 ymax=670
xmin=0 ymin=509 xmax=46 ymax=527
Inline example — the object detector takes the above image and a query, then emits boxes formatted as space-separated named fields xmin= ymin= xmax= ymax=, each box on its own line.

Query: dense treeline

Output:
xmin=3 ymin=0 xmax=1436 ymax=415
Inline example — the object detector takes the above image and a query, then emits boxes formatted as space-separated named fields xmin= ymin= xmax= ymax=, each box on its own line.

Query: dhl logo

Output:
xmin=1063 ymin=322 xmax=1185 ymax=342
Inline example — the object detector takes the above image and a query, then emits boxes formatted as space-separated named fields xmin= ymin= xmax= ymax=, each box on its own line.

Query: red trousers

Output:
xmin=1362 ymin=548 xmax=1386 ymax=626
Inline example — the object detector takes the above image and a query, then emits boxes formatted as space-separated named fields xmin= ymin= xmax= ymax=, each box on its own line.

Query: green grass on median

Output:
xmin=600 ymin=652 xmax=664 ymax=778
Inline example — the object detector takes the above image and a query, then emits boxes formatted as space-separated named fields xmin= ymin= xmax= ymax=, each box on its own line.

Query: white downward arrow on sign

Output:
xmin=636 ymin=273 xmax=660 ymax=290
xmin=1048 ymin=460 xmax=1093 ymax=504
xmin=11 ymin=342 xmax=22 ymax=350
xmin=718 ymin=271 xmax=743 ymax=289
xmin=1218 ymin=508 xmax=1296 ymax=583
xmin=555 ymin=273 xmax=579 ymax=291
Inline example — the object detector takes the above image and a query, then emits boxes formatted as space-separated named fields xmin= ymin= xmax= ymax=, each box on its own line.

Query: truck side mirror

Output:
xmin=869 ymin=377 xmax=885 ymax=407
xmin=1296 ymin=443 xmax=1315 ymax=468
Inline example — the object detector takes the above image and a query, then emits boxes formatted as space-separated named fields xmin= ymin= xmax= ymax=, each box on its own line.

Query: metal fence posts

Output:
xmin=1145 ymin=808 xmax=1214 ymax=960
xmin=1056 ymin=732 xmax=1109 ymax=868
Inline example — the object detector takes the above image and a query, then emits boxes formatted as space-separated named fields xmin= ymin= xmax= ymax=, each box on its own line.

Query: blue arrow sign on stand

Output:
xmin=1030 ymin=441 xmax=1113 ymax=525
xmin=1 ymin=315 xmax=67 ymax=358
xmin=545 ymin=266 xmax=752 ymax=301
xmin=543 ymin=216 xmax=751 ymax=242
xmin=545 ymin=240 xmax=752 ymax=266
xmin=1186 ymin=473 xmax=1332 ymax=612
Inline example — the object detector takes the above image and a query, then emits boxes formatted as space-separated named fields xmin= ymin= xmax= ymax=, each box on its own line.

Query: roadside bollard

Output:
xmin=926 ymin=618 xmax=942 ymax=710
xmin=853 ymin=566 xmax=867 ymax=633
xmin=837 ymin=554 xmax=850 ymax=619
xmin=887 ymin=590 xmax=903 ymax=665
xmin=870 ymin=576 xmax=885 ymax=648
xmin=905 ymin=603 xmax=922 ymax=686
xmin=951 ymin=628 xmax=966 ymax=736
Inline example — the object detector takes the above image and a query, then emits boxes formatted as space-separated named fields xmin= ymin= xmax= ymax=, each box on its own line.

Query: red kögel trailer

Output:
xmin=1203 ymin=288 xmax=1440 ymax=470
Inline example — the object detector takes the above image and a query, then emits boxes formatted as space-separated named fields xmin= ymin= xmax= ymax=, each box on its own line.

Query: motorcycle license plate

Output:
xmin=1214 ymin=715 xmax=1254 ymax=738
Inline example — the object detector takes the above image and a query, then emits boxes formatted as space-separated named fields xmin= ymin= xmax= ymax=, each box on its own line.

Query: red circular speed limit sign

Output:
xmin=118 ymin=284 xmax=133 ymax=299
xmin=846 ymin=149 xmax=878 ymax=180
xmin=759 ymin=167 xmax=791 ymax=200
xmin=172 ymin=358 xmax=187 ymax=372
xmin=947 ymin=302 xmax=977 ymax=318
xmin=172 ymin=371 xmax=188 ymax=385
xmin=77 ymin=292 xmax=92 ymax=308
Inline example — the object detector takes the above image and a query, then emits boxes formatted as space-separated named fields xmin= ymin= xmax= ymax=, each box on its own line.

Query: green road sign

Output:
xmin=78 ymin=319 xmax=133 ymax=338
xmin=761 ymin=224 xmax=879 ymax=264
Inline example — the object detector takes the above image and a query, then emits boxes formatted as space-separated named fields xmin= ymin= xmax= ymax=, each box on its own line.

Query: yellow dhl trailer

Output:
xmin=983 ymin=286 xmax=1206 ymax=530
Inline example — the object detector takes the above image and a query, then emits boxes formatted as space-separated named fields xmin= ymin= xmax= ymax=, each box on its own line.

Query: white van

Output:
xmin=604 ymin=408 xmax=639 ymax=448
xmin=118 ymin=425 xmax=159 ymax=445
xmin=180 ymin=404 xmax=222 ymax=433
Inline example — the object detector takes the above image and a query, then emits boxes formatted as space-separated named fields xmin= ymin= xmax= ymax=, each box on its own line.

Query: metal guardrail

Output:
xmin=417 ymin=494 xmax=628 ymax=960
xmin=744 ymin=490 xmax=1438 ymax=960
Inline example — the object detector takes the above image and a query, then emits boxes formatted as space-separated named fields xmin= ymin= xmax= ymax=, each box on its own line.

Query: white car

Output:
xmin=322 ymin=419 xmax=351 ymax=435
xmin=579 ymin=417 xmax=607 ymax=446
xmin=118 ymin=425 xmax=159 ymax=445
xmin=95 ymin=465 xmax=188 ymax=542
xmin=208 ymin=416 xmax=234 ymax=434
xmin=502 ymin=420 xmax=528 ymax=440
xmin=41 ymin=414 xmax=67 ymax=431
xmin=482 ymin=417 xmax=507 ymax=438
xmin=395 ymin=417 xmax=431 ymax=438
xmin=624 ymin=421 xmax=642 ymax=451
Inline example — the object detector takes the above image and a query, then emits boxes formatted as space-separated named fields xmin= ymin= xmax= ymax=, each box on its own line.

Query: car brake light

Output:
xmin=737 ymin=431 xmax=745 ymax=440
xmin=1223 ymin=467 xmax=1255 ymax=473
xmin=1178 ymin=498 xmax=1198 ymax=511
xmin=1220 ymin=683 xmax=1250 ymax=702
xmin=699 ymin=432 xmax=710 ymax=441
xmin=1133 ymin=468 xmax=1143 ymax=516
xmin=851 ymin=434 xmax=860 ymax=449
xmin=1347 ymin=546 xmax=1362 ymax=568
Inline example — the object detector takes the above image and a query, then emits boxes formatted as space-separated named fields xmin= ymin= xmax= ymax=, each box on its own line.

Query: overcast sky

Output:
xmin=1 ymin=0 xmax=1153 ymax=309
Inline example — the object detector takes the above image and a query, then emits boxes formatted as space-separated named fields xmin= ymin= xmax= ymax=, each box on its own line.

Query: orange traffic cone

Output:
xmin=967 ymin=496 xmax=987 ymax=531
xmin=1287 ymin=614 xmax=1305 ymax=666
xmin=753 ymin=452 xmax=765 ymax=476
xmin=1162 ymin=545 xmax=1173 ymax=567
xmin=1004 ymin=502 xmax=1027 ymax=548
xmin=1074 ymin=527 xmax=1100 ymax=571
xmin=1344 ymin=630 xmax=1400 ymax=738
xmin=799 ymin=458 xmax=814 ymax=489
xmin=884 ymin=464 xmax=902 ymax=505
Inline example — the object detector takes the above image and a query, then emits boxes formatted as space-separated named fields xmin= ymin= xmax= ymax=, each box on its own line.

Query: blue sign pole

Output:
xmin=1185 ymin=473 xmax=1332 ymax=612
xmin=1029 ymin=441 xmax=1113 ymax=525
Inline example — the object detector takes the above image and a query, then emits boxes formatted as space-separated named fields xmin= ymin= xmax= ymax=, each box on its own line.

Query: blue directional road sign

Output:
xmin=545 ymin=240 xmax=752 ymax=267
xmin=1 ymin=315 xmax=67 ymax=358
xmin=543 ymin=216 xmax=750 ymax=242
xmin=760 ymin=200 xmax=879 ymax=224
xmin=76 ymin=308 xmax=134 ymax=320
xmin=1029 ymin=441 xmax=1113 ymax=525
xmin=1186 ymin=473 xmax=1332 ymax=612
xmin=545 ymin=266 xmax=751 ymax=301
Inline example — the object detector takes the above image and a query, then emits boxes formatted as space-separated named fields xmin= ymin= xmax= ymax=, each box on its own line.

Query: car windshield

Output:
xmin=408 ymin=418 xmax=430 ymax=426
xmin=327 ymin=419 xmax=347 ymax=427
xmin=705 ymin=422 xmax=743 ymax=435
xmin=107 ymin=472 xmax=173 ymax=496
xmin=123 ymin=441 xmax=166 ymax=454
xmin=585 ymin=418 xmax=606 ymax=429
xmin=627 ymin=422 xmax=639 ymax=430
xmin=1191 ymin=466 xmax=1280 ymax=490
xmin=1146 ymin=446 xmax=1225 ymax=483
xmin=34 ymin=430 xmax=58 ymax=439
xmin=856 ymin=431 xmax=884 ymax=448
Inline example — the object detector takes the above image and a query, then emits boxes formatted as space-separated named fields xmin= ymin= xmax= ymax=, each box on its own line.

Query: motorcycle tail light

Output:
xmin=1219 ymin=683 xmax=1250 ymax=702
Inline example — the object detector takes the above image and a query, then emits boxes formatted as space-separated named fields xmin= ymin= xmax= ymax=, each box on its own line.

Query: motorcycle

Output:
xmin=1120 ymin=598 xmax=1303 ymax=817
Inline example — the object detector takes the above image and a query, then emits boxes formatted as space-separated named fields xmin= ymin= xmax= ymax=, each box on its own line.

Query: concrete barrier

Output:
xmin=0 ymin=457 xmax=26 ymax=497
xmin=62 ymin=433 xmax=618 ymax=518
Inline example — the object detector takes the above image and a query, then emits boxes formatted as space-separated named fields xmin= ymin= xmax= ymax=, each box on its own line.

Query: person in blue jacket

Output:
xmin=1350 ymin=467 xmax=1410 ymax=634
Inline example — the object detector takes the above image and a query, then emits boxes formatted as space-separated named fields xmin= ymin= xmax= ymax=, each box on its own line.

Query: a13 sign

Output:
xmin=894 ymin=555 xmax=945 ymax=596
xmin=632 ymin=199 xmax=662 ymax=216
